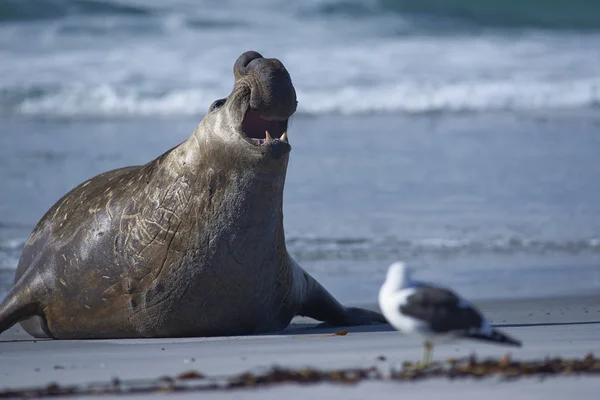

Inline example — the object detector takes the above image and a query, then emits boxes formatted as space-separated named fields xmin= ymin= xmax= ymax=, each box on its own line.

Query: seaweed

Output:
xmin=1 ymin=353 xmax=599 ymax=398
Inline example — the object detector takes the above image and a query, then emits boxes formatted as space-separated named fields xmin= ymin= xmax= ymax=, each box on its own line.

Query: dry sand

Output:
xmin=1 ymin=295 xmax=599 ymax=399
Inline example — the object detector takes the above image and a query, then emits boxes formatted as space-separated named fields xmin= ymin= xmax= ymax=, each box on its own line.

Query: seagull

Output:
xmin=378 ymin=261 xmax=522 ymax=365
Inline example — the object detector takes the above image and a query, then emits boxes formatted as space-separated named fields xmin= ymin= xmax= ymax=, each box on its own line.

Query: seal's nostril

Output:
xmin=232 ymin=51 xmax=296 ymax=121
xmin=234 ymin=51 xmax=264 ymax=82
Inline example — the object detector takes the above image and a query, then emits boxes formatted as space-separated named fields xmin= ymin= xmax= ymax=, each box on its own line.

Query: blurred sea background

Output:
xmin=1 ymin=0 xmax=600 ymax=305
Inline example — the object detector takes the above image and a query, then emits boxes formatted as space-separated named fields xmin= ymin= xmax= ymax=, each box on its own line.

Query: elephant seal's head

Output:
xmin=195 ymin=51 xmax=297 ymax=165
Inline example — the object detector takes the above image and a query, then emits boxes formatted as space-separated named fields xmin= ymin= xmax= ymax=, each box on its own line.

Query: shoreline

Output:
xmin=1 ymin=294 xmax=599 ymax=398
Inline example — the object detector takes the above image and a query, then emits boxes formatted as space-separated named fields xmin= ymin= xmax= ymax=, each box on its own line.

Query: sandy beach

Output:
xmin=1 ymin=1 xmax=600 ymax=398
xmin=1 ymin=295 xmax=599 ymax=399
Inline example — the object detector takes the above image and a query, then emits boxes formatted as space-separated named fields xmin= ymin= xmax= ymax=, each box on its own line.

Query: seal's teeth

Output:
xmin=265 ymin=130 xmax=272 ymax=142
xmin=280 ymin=131 xmax=287 ymax=143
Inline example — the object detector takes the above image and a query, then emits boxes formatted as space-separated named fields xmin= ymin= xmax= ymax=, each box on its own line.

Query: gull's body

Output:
xmin=378 ymin=262 xmax=522 ymax=364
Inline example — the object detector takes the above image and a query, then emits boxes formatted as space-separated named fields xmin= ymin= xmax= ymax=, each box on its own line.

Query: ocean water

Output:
xmin=1 ymin=0 xmax=600 ymax=304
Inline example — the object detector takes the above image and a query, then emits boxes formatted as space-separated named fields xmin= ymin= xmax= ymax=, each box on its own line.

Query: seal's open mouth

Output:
xmin=242 ymin=108 xmax=288 ymax=146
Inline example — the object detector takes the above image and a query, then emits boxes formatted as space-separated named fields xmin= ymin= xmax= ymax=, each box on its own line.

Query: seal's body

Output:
xmin=0 ymin=51 xmax=385 ymax=339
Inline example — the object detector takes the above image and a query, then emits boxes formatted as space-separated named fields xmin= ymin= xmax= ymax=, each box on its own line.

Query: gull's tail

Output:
xmin=463 ymin=329 xmax=522 ymax=347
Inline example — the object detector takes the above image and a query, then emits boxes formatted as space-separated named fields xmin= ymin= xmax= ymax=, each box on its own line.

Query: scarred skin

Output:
xmin=0 ymin=51 xmax=385 ymax=339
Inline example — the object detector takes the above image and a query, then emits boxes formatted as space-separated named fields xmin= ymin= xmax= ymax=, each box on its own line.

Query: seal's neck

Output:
xmin=175 ymin=132 xmax=288 ymax=242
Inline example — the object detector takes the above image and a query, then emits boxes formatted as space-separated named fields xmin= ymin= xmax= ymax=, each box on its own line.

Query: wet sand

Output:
xmin=1 ymin=295 xmax=599 ymax=399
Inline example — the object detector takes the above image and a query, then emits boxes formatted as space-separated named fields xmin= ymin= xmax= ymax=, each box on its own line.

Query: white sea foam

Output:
xmin=16 ymin=85 xmax=216 ymax=117
xmin=8 ymin=77 xmax=599 ymax=118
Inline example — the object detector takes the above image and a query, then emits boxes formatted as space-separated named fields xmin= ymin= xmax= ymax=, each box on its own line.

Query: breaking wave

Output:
xmin=306 ymin=0 xmax=600 ymax=31
xmin=4 ymin=0 xmax=600 ymax=31
xmin=2 ymin=79 xmax=599 ymax=118
xmin=0 ymin=0 xmax=151 ymax=23
xmin=1 ymin=1 xmax=599 ymax=120
xmin=286 ymin=236 xmax=600 ymax=262
xmin=2 ymin=235 xmax=600 ymax=270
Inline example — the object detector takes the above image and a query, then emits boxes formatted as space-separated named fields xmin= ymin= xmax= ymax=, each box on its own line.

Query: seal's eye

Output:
xmin=210 ymin=98 xmax=226 ymax=112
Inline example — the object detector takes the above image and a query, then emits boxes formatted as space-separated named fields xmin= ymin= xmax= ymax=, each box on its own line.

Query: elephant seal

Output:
xmin=0 ymin=51 xmax=385 ymax=339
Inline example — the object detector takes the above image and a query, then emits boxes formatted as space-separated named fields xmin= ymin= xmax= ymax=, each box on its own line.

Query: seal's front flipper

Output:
xmin=297 ymin=270 xmax=386 ymax=327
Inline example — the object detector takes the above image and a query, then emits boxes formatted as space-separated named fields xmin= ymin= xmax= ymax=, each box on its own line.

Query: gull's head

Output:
xmin=383 ymin=261 xmax=411 ymax=289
